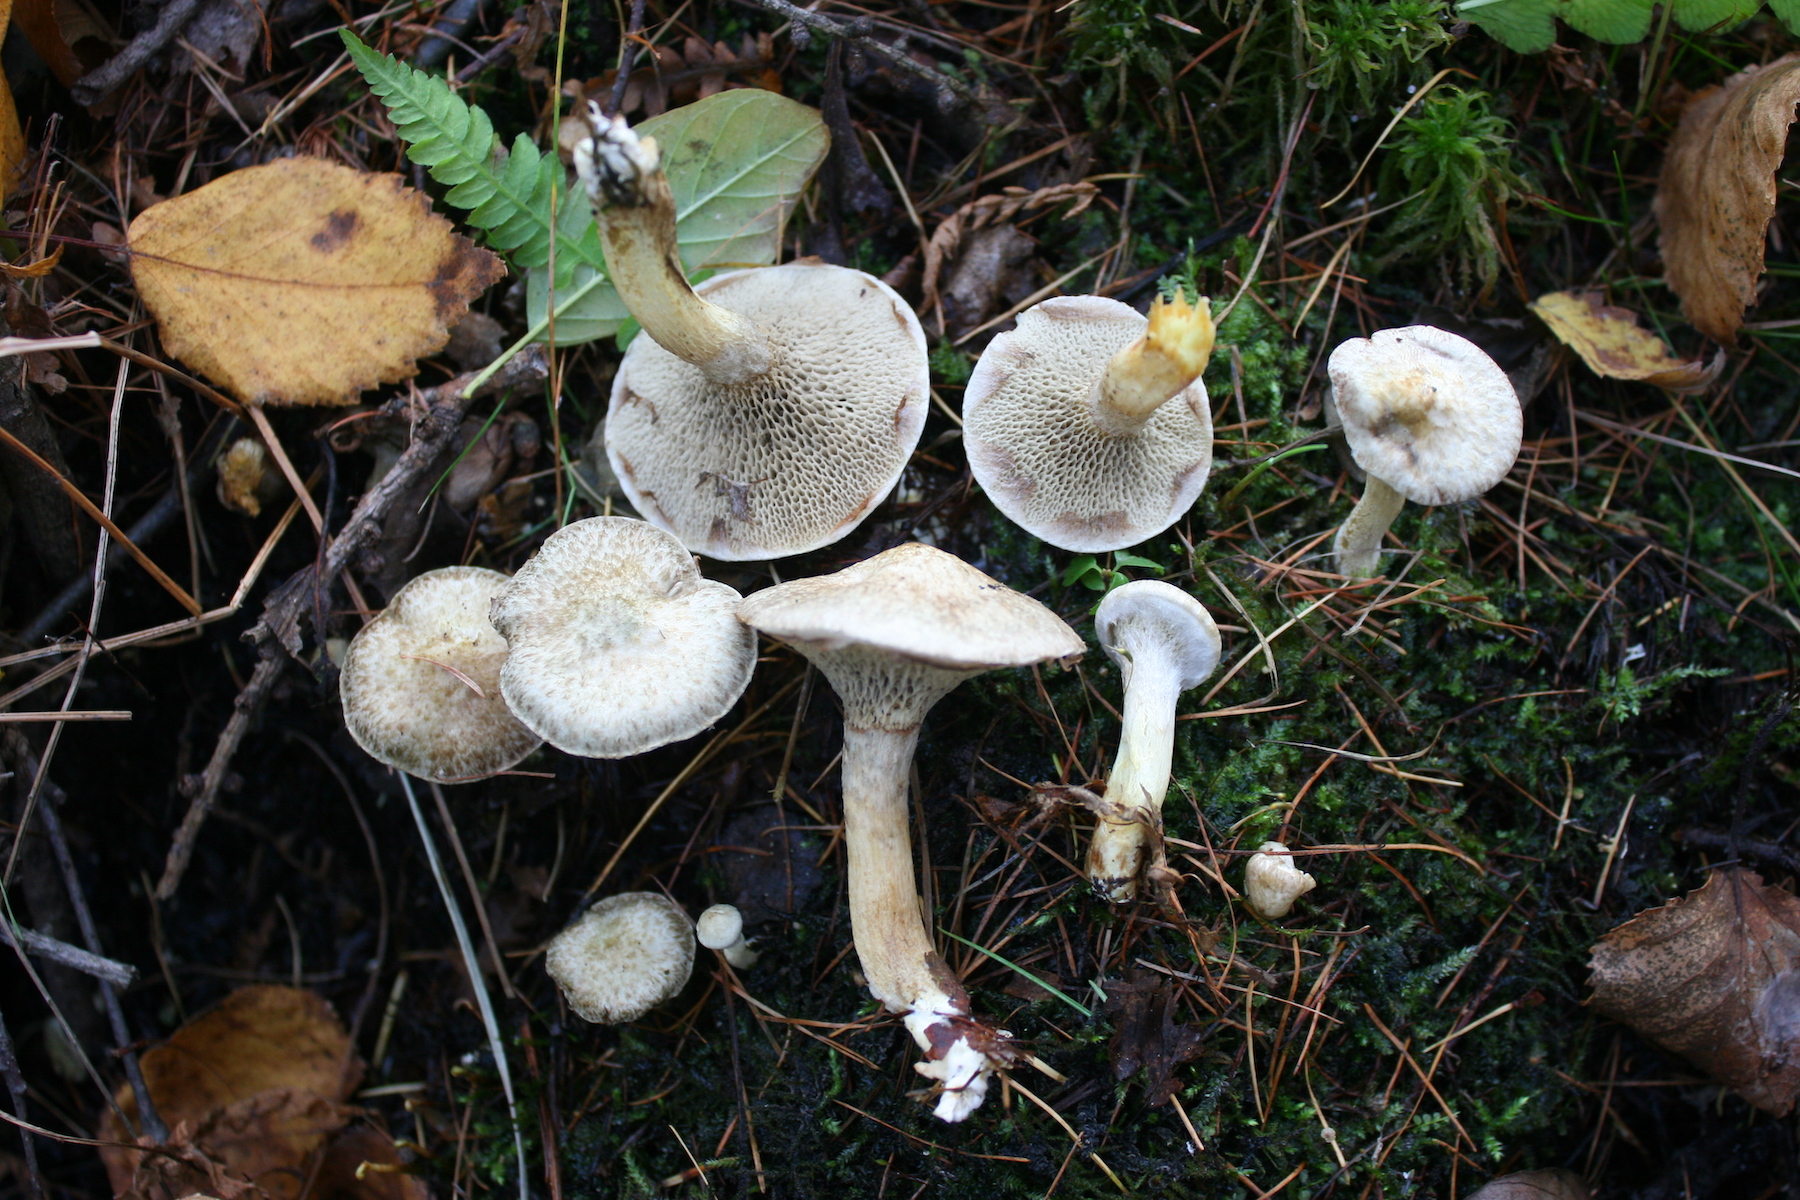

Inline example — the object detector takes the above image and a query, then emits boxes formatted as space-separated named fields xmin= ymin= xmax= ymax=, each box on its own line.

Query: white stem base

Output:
xmin=1087 ymin=671 xmax=1180 ymax=902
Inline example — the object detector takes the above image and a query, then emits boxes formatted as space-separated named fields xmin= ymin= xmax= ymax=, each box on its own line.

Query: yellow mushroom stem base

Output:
xmin=1091 ymin=293 xmax=1216 ymax=436
xmin=1086 ymin=667 xmax=1182 ymax=903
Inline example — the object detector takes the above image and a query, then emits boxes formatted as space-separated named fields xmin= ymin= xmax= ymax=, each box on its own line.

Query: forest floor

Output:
xmin=2 ymin=0 xmax=1799 ymax=1195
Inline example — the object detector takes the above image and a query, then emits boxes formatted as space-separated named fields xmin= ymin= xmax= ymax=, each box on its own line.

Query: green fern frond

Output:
xmin=339 ymin=30 xmax=600 ymax=273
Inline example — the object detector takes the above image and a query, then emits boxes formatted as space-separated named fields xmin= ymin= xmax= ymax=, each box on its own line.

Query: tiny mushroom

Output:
xmin=696 ymin=903 xmax=757 ymax=968
xmin=1086 ymin=580 xmax=1222 ymax=903
xmin=340 ymin=566 xmax=543 ymax=783
xmin=737 ymin=543 xmax=1084 ymax=1121
xmin=489 ymin=517 xmax=756 ymax=759
xmin=963 ymin=292 xmax=1215 ymax=552
xmin=1329 ymin=326 xmax=1522 ymax=578
xmin=546 ymin=892 xmax=695 ymax=1024
xmin=575 ymin=106 xmax=929 ymax=560
xmin=1244 ymin=842 xmax=1317 ymax=921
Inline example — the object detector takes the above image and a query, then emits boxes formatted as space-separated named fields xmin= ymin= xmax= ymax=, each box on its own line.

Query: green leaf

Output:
xmin=1460 ymin=0 xmax=1765 ymax=49
xmin=527 ymin=89 xmax=829 ymax=345
xmin=1061 ymin=555 xmax=1100 ymax=587
xmin=1560 ymin=0 xmax=1654 ymax=42
xmin=1113 ymin=552 xmax=1165 ymax=572
xmin=1671 ymin=0 xmax=1762 ymax=31
xmin=1455 ymin=0 xmax=1557 ymax=52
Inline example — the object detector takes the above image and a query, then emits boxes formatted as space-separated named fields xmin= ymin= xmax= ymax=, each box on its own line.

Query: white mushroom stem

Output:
xmin=1091 ymin=293 xmax=1215 ymax=437
xmin=1086 ymin=664 xmax=1181 ymax=903
xmin=575 ymin=104 xmax=773 ymax=385
xmin=1331 ymin=474 xmax=1407 ymax=579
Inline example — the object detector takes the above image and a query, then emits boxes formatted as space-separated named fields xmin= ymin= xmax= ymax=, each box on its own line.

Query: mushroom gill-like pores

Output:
xmin=1086 ymin=581 xmax=1221 ymax=903
xmin=340 ymin=566 xmax=543 ymax=783
xmin=546 ymin=892 xmax=695 ymax=1024
xmin=1244 ymin=842 xmax=1317 ymax=921
xmin=489 ymin=517 xmax=756 ymax=759
xmin=574 ymin=106 xmax=929 ymax=561
xmin=1329 ymin=326 xmax=1522 ymax=578
xmin=736 ymin=543 xmax=1084 ymax=1121
xmin=963 ymin=293 xmax=1215 ymax=553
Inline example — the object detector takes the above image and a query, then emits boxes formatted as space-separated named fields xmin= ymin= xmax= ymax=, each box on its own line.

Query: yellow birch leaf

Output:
xmin=129 ymin=157 xmax=505 ymax=406
xmin=0 ymin=0 xmax=27 ymax=193
xmin=1529 ymin=290 xmax=1722 ymax=394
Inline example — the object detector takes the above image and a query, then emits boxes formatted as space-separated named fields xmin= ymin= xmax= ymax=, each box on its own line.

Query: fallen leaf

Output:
xmin=1105 ymin=967 xmax=1206 ymax=1106
xmin=1465 ymin=1169 xmax=1592 ymax=1200
xmin=0 ymin=0 xmax=27 ymax=190
xmin=1587 ymin=869 xmax=1800 ymax=1115
xmin=129 ymin=157 xmax=505 ymax=405
xmin=1529 ymin=291 xmax=1722 ymax=393
xmin=1655 ymin=54 xmax=1800 ymax=345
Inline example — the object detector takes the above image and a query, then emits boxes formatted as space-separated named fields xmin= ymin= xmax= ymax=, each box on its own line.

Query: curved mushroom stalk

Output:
xmin=1330 ymin=475 xmax=1407 ymax=579
xmin=1091 ymin=293 xmax=1216 ymax=437
xmin=1085 ymin=581 xmax=1220 ymax=903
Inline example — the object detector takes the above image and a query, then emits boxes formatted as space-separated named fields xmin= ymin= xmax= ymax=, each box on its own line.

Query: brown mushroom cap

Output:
xmin=545 ymin=892 xmax=695 ymax=1024
xmin=963 ymin=296 xmax=1212 ymax=553
xmin=605 ymin=263 xmax=930 ymax=561
xmin=340 ymin=566 xmax=543 ymax=783
xmin=1330 ymin=326 xmax=1522 ymax=506
xmin=489 ymin=517 xmax=756 ymax=759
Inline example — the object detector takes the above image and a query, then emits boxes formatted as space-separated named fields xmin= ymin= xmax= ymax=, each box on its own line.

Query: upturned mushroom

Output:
xmin=696 ymin=903 xmax=757 ymax=968
xmin=1328 ymin=326 xmax=1521 ymax=578
xmin=340 ymin=566 xmax=543 ymax=782
xmin=1086 ymin=580 xmax=1221 ymax=903
xmin=575 ymin=106 xmax=929 ymax=560
xmin=963 ymin=292 xmax=1216 ymax=552
xmin=736 ymin=543 xmax=1083 ymax=1120
xmin=1243 ymin=842 xmax=1316 ymax=920
xmin=546 ymin=892 xmax=695 ymax=1023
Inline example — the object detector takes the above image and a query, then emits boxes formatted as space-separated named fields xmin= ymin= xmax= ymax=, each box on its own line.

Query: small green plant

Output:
xmin=1305 ymin=0 xmax=1453 ymax=111
xmin=1061 ymin=551 xmax=1166 ymax=595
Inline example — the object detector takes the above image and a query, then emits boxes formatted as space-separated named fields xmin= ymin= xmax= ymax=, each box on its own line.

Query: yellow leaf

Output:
xmin=129 ymin=157 xmax=505 ymax=406
xmin=1654 ymin=54 xmax=1800 ymax=345
xmin=1529 ymin=290 xmax=1721 ymax=394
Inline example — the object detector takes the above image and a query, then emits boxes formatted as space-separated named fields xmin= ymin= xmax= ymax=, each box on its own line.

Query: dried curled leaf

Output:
xmin=1529 ymin=290 xmax=1722 ymax=393
xmin=129 ymin=157 xmax=504 ymax=405
xmin=1465 ymin=1170 xmax=1591 ymax=1200
xmin=919 ymin=183 xmax=1100 ymax=322
xmin=1588 ymin=869 xmax=1800 ymax=1115
xmin=1655 ymin=54 xmax=1800 ymax=345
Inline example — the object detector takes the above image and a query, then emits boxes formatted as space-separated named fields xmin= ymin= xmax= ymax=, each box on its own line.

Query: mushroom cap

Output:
xmin=1329 ymin=326 xmax=1522 ymax=507
xmin=546 ymin=892 xmax=695 ymax=1024
xmin=1244 ymin=841 xmax=1318 ymax=921
xmin=1094 ymin=580 xmax=1221 ymax=691
xmin=736 ymin=542 xmax=1084 ymax=673
xmin=606 ymin=263 xmax=929 ymax=561
xmin=340 ymin=566 xmax=543 ymax=783
xmin=963 ymin=296 xmax=1213 ymax=553
xmin=489 ymin=517 xmax=756 ymax=759
xmin=695 ymin=903 xmax=745 ymax=950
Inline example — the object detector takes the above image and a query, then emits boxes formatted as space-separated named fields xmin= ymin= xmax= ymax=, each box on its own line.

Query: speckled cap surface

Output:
xmin=605 ymin=262 xmax=929 ymax=561
xmin=963 ymin=295 xmax=1213 ymax=553
xmin=339 ymin=566 xmax=543 ymax=783
xmin=546 ymin=892 xmax=694 ymax=1023
xmin=1330 ymin=325 xmax=1522 ymax=506
xmin=489 ymin=517 xmax=755 ymax=759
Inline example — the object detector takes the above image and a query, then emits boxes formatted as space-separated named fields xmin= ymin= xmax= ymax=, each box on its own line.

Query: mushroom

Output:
xmin=575 ymin=106 xmax=930 ymax=561
xmin=340 ymin=566 xmax=543 ymax=783
xmin=488 ymin=516 xmax=756 ymax=759
xmin=962 ymin=292 xmax=1215 ymax=553
xmin=1085 ymin=580 xmax=1221 ymax=903
xmin=1328 ymin=326 xmax=1522 ymax=578
xmin=736 ymin=543 xmax=1084 ymax=1120
xmin=696 ymin=903 xmax=758 ymax=968
xmin=1243 ymin=842 xmax=1316 ymax=920
xmin=546 ymin=892 xmax=695 ymax=1023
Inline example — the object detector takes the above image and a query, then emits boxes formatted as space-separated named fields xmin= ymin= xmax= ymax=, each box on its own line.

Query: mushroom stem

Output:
xmin=1091 ymin=293 xmax=1215 ymax=436
xmin=1332 ymin=474 xmax=1407 ymax=579
xmin=576 ymin=105 xmax=773 ymax=385
xmin=1086 ymin=666 xmax=1182 ymax=903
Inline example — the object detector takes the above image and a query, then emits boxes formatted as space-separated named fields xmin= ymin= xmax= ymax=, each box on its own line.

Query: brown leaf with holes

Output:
xmin=128 ymin=157 xmax=504 ymax=405
xmin=1655 ymin=54 xmax=1800 ymax=345
xmin=1105 ymin=967 xmax=1205 ymax=1106
xmin=1465 ymin=1170 xmax=1591 ymax=1200
xmin=1587 ymin=869 xmax=1800 ymax=1115
xmin=1528 ymin=291 xmax=1722 ymax=394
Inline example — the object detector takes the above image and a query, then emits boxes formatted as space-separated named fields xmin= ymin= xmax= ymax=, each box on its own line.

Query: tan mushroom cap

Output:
xmin=546 ymin=892 xmax=694 ymax=1024
xmin=1330 ymin=326 xmax=1522 ymax=506
xmin=606 ymin=263 xmax=930 ymax=561
xmin=736 ymin=542 xmax=1084 ymax=678
xmin=963 ymin=296 xmax=1213 ymax=553
xmin=340 ymin=566 xmax=543 ymax=783
xmin=489 ymin=517 xmax=756 ymax=759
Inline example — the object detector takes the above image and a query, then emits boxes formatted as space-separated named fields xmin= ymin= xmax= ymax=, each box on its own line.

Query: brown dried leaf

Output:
xmin=1528 ymin=290 xmax=1722 ymax=393
xmin=1587 ymin=868 xmax=1800 ymax=1115
xmin=1104 ymin=967 xmax=1205 ymax=1106
xmin=1655 ymin=53 xmax=1800 ymax=345
xmin=1465 ymin=1169 xmax=1591 ymax=1200
xmin=128 ymin=157 xmax=504 ymax=405
xmin=919 ymin=183 xmax=1099 ymax=324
